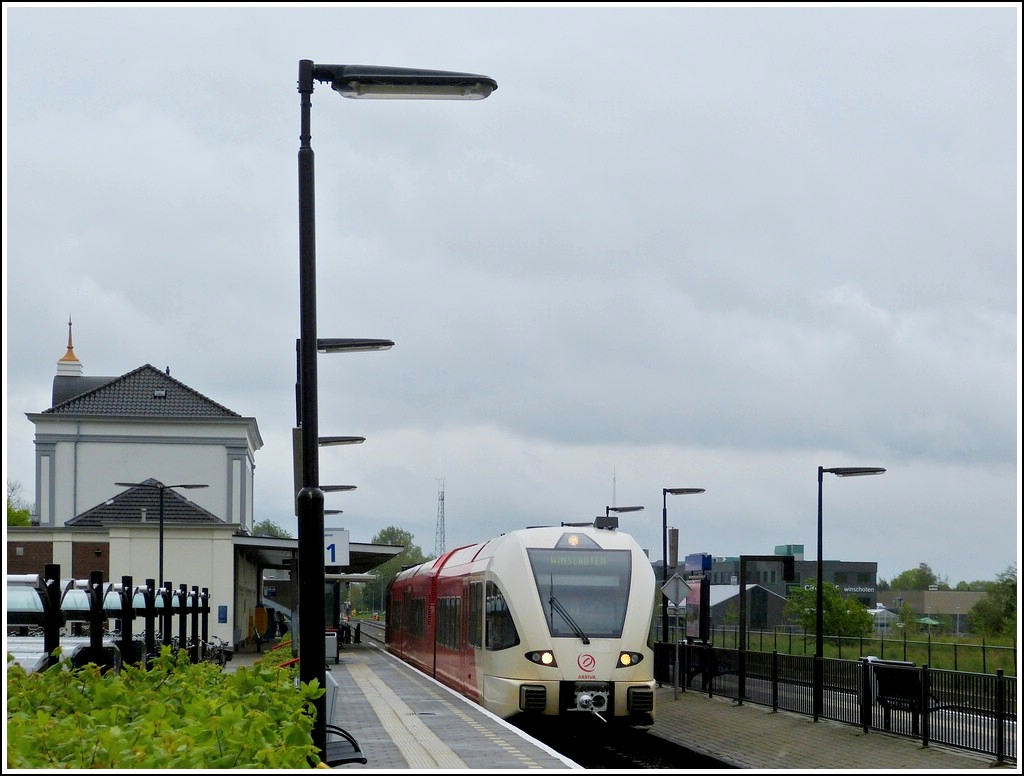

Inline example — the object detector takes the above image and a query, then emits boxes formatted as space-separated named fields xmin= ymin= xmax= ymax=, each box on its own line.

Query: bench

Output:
xmin=322 ymin=667 xmax=367 ymax=766
xmin=323 ymin=723 xmax=367 ymax=766
xmin=292 ymin=663 xmax=368 ymax=767
xmin=872 ymin=663 xmax=950 ymax=735
xmin=686 ymin=651 xmax=734 ymax=690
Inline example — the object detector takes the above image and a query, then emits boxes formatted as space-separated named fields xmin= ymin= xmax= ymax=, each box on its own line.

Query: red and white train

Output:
xmin=385 ymin=520 xmax=657 ymax=725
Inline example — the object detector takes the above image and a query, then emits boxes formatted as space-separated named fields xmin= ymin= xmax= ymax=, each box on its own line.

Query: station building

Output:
xmin=5 ymin=323 xmax=400 ymax=650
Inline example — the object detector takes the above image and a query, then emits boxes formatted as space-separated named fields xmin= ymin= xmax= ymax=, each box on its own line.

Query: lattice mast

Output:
xmin=434 ymin=478 xmax=446 ymax=557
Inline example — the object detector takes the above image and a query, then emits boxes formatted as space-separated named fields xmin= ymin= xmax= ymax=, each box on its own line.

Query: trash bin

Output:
xmin=325 ymin=631 xmax=339 ymax=664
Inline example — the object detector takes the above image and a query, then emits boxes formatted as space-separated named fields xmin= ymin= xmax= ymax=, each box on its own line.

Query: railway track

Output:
xmin=353 ymin=618 xmax=729 ymax=769
xmin=356 ymin=619 xmax=385 ymax=645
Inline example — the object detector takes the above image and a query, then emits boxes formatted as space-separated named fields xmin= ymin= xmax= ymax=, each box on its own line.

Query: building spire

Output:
xmin=56 ymin=316 xmax=83 ymax=376
xmin=59 ymin=316 xmax=78 ymax=362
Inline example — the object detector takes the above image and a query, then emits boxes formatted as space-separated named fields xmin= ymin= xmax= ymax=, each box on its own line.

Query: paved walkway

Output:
xmin=228 ymin=643 xmax=577 ymax=770
xmin=650 ymin=684 xmax=1011 ymax=770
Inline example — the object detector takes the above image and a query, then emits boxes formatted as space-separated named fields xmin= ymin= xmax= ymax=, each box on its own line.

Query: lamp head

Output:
xmin=313 ymin=64 xmax=497 ymax=100
xmin=823 ymin=467 xmax=886 ymax=478
xmin=316 ymin=338 xmax=394 ymax=353
xmin=664 ymin=487 xmax=705 ymax=496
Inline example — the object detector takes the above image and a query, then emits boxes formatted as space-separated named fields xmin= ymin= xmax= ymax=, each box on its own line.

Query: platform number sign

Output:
xmin=324 ymin=528 xmax=350 ymax=567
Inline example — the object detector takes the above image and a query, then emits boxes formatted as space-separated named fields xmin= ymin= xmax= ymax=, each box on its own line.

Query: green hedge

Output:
xmin=6 ymin=646 xmax=326 ymax=769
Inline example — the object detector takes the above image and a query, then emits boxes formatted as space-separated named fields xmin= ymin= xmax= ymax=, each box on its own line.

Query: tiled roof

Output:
xmin=52 ymin=375 xmax=116 ymax=407
xmin=43 ymin=364 xmax=240 ymax=418
xmin=67 ymin=478 xmax=226 ymax=527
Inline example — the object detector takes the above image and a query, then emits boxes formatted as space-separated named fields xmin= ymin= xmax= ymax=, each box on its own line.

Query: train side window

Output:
xmin=409 ymin=597 xmax=426 ymax=638
xmin=468 ymin=581 xmax=483 ymax=648
xmin=484 ymin=581 xmax=520 ymax=651
xmin=436 ymin=596 xmax=462 ymax=649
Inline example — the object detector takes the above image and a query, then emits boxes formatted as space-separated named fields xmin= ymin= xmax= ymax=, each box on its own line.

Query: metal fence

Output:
xmin=691 ymin=625 xmax=1018 ymax=676
xmin=654 ymin=641 xmax=1017 ymax=764
xmin=7 ymin=565 xmax=221 ymax=673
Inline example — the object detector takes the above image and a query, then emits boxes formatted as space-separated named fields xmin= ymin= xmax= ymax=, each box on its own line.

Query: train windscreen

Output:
xmin=527 ymin=542 xmax=632 ymax=640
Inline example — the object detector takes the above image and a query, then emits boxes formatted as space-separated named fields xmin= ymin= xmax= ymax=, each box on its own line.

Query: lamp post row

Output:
xmin=654 ymin=464 xmax=883 ymax=721
xmin=119 ymin=57 xmax=883 ymax=761
xmin=295 ymin=59 xmax=497 ymax=758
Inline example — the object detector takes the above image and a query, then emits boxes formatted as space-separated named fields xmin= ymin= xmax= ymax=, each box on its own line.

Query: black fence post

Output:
xmin=43 ymin=563 xmax=62 ymax=669
xmin=860 ymin=658 xmax=871 ymax=733
xmin=144 ymin=578 xmax=157 ymax=661
xmin=201 ymin=587 xmax=210 ymax=660
xmin=177 ymin=583 xmax=188 ymax=655
xmin=681 ymin=640 xmax=689 ymax=694
xmin=189 ymin=586 xmax=200 ymax=663
xmin=771 ymin=650 xmax=779 ymax=711
xmin=119 ymin=575 xmax=135 ymax=666
xmin=921 ymin=664 xmax=931 ymax=746
xmin=996 ymin=669 xmax=1005 ymax=763
xmin=88 ymin=570 xmax=105 ymax=667
xmin=161 ymin=581 xmax=174 ymax=648
xmin=706 ymin=646 xmax=713 ymax=698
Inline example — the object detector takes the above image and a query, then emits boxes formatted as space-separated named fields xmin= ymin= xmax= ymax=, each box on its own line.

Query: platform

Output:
xmin=229 ymin=641 xmax=578 ymax=769
xmin=230 ymin=640 xmax=1007 ymax=771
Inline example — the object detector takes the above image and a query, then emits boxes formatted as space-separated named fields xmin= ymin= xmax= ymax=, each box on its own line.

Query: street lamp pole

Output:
xmin=295 ymin=59 xmax=496 ymax=756
xmin=814 ymin=465 xmax=885 ymax=721
xmin=661 ymin=488 xmax=704 ymax=642
xmin=114 ymin=480 xmax=209 ymax=586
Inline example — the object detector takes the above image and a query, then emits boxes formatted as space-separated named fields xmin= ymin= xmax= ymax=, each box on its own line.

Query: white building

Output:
xmin=7 ymin=323 xmax=397 ymax=648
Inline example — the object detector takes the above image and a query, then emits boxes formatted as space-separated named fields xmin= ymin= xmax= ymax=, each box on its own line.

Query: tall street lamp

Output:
xmin=661 ymin=488 xmax=704 ymax=642
xmin=114 ymin=480 xmax=209 ymax=586
xmin=295 ymin=59 xmax=496 ymax=756
xmin=814 ymin=465 xmax=885 ymax=720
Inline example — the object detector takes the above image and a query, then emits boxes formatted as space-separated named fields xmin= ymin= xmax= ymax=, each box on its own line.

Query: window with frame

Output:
xmin=436 ymin=595 xmax=461 ymax=649
xmin=484 ymin=581 xmax=519 ymax=651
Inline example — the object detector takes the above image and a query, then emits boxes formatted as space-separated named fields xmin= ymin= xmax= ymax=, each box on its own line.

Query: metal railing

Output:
xmin=672 ymin=625 xmax=1018 ymax=676
xmin=655 ymin=641 xmax=1017 ymax=764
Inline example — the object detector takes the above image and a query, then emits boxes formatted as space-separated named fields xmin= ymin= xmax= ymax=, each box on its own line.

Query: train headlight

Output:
xmin=617 ymin=651 xmax=644 ymax=667
xmin=526 ymin=650 xmax=557 ymax=667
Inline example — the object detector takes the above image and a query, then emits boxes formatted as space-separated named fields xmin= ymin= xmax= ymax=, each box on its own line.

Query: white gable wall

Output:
xmin=32 ymin=416 xmax=255 ymax=528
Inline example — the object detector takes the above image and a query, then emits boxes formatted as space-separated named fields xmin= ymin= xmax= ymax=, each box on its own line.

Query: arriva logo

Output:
xmin=577 ymin=654 xmax=596 ymax=672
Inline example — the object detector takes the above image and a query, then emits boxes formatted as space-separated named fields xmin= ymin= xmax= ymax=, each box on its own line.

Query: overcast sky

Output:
xmin=3 ymin=4 xmax=1020 ymax=586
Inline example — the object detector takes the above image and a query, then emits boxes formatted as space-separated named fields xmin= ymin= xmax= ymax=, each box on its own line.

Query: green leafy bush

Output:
xmin=6 ymin=646 xmax=326 ymax=769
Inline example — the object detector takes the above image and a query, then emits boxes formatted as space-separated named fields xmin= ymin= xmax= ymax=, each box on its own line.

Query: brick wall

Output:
xmin=6 ymin=541 xmax=53 ymax=574
xmin=72 ymin=542 xmax=110 ymax=580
